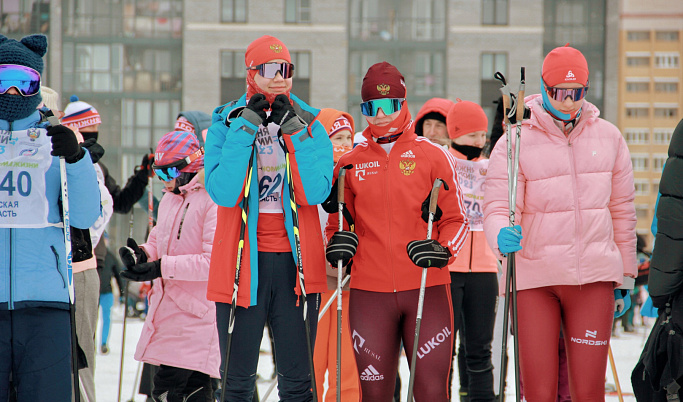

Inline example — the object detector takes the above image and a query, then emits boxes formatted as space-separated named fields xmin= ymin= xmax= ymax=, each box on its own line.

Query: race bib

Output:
xmin=256 ymin=122 xmax=285 ymax=214
xmin=0 ymin=128 xmax=53 ymax=228
xmin=455 ymin=158 xmax=488 ymax=231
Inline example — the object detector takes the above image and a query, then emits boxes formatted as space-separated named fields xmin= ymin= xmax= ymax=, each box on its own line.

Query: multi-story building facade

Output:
xmin=2 ymin=0 xmax=623 ymax=247
xmin=620 ymin=0 xmax=683 ymax=246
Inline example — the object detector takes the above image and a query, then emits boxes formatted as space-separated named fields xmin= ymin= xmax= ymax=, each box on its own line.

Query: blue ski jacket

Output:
xmin=0 ymin=110 xmax=101 ymax=310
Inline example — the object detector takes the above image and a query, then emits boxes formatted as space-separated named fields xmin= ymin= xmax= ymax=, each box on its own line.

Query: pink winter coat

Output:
xmin=483 ymin=95 xmax=637 ymax=291
xmin=136 ymin=173 xmax=220 ymax=378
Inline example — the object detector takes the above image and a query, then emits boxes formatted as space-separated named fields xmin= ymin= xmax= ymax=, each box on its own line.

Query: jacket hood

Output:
xmin=414 ymin=98 xmax=454 ymax=134
xmin=177 ymin=110 xmax=211 ymax=146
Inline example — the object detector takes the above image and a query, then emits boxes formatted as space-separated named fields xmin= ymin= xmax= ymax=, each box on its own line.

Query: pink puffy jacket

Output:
xmin=483 ymin=95 xmax=637 ymax=290
xmin=136 ymin=174 xmax=220 ymax=377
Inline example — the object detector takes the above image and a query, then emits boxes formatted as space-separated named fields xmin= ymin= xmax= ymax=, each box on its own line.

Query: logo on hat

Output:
xmin=270 ymin=44 xmax=283 ymax=53
xmin=377 ymin=84 xmax=390 ymax=96
xmin=565 ymin=70 xmax=575 ymax=81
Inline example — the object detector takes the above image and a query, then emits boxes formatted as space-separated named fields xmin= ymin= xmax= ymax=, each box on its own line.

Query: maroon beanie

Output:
xmin=361 ymin=62 xmax=407 ymax=101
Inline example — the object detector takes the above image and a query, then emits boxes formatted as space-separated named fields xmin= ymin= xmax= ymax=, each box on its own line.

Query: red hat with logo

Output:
xmin=245 ymin=35 xmax=291 ymax=68
xmin=447 ymin=99 xmax=488 ymax=139
xmin=542 ymin=44 xmax=589 ymax=87
xmin=361 ymin=62 xmax=407 ymax=101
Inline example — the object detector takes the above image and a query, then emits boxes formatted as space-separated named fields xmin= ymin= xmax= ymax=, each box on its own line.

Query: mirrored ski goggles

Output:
xmin=247 ymin=62 xmax=295 ymax=79
xmin=360 ymin=98 xmax=405 ymax=117
xmin=544 ymin=84 xmax=589 ymax=102
xmin=0 ymin=64 xmax=41 ymax=96
xmin=152 ymin=148 xmax=204 ymax=182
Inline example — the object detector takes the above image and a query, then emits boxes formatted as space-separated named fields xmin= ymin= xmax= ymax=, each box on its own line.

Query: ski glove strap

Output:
xmin=497 ymin=225 xmax=523 ymax=256
xmin=121 ymin=259 xmax=161 ymax=282
xmin=406 ymin=239 xmax=452 ymax=269
xmin=614 ymin=289 xmax=631 ymax=318
xmin=326 ymin=230 xmax=358 ymax=267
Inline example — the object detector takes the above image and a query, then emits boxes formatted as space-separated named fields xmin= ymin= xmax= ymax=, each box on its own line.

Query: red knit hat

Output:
xmin=361 ymin=62 xmax=406 ymax=101
xmin=542 ymin=44 xmax=589 ymax=87
xmin=447 ymin=99 xmax=488 ymax=139
xmin=245 ymin=35 xmax=291 ymax=68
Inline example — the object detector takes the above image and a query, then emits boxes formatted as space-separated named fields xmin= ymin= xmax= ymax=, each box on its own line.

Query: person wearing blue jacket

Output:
xmin=0 ymin=34 xmax=101 ymax=402
xmin=205 ymin=35 xmax=333 ymax=401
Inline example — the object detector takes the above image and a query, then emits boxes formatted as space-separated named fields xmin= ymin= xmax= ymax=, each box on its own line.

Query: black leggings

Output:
xmin=152 ymin=365 xmax=213 ymax=402
xmin=349 ymin=285 xmax=453 ymax=402
xmin=450 ymin=272 xmax=498 ymax=402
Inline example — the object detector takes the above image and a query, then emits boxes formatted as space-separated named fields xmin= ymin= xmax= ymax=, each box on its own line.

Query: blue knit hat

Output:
xmin=0 ymin=34 xmax=47 ymax=122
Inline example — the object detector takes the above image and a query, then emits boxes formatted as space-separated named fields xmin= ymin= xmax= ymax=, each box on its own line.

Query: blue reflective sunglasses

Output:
xmin=152 ymin=148 xmax=204 ymax=182
xmin=0 ymin=64 xmax=41 ymax=96
xmin=360 ymin=98 xmax=405 ymax=117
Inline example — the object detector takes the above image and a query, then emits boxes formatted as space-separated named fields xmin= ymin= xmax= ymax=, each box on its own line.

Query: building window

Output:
xmin=627 ymin=31 xmax=650 ymax=41
xmin=623 ymin=129 xmax=649 ymax=145
xmin=626 ymin=81 xmax=649 ymax=93
xmin=222 ymin=0 xmax=247 ymax=22
xmin=285 ymin=0 xmax=310 ymax=23
xmin=653 ymin=154 xmax=668 ymax=170
xmin=120 ymin=0 xmax=183 ymax=38
xmin=0 ymin=0 xmax=50 ymax=35
xmin=656 ymin=31 xmax=679 ymax=41
xmin=655 ymin=82 xmax=678 ymax=93
xmin=626 ymin=56 xmax=650 ymax=67
xmin=634 ymin=180 xmax=649 ymax=195
xmin=655 ymin=53 xmax=680 ymax=69
xmin=482 ymin=0 xmax=508 ymax=25
xmin=654 ymin=107 xmax=678 ymax=119
xmin=653 ymin=129 xmax=673 ymax=144
xmin=631 ymin=155 xmax=649 ymax=171
xmin=636 ymin=205 xmax=649 ymax=219
xmin=653 ymin=181 xmax=660 ymax=194
xmin=121 ymin=99 xmax=180 ymax=151
xmin=626 ymin=107 xmax=649 ymax=118
xmin=349 ymin=0 xmax=446 ymax=42
xmin=63 ymin=43 xmax=124 ymax=92
xmin=481 ymin=53 xmax=507 ymax=81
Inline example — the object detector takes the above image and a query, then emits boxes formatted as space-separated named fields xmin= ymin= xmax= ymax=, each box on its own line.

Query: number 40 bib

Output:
xmin=0 ymin=128 xmax=53 ymax=228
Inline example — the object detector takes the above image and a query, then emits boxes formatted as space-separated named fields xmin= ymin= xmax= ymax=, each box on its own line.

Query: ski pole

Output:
xmin=335 ymin=165 xmax=351 ymax=402
xmin=608 ymin=346 xmax=624 ymax=402
xmin=407 ymin=178 xmax=447 ymax=402
xmin=219 ymin=143 xmax=256 ymax=402
xmin=283 ymin=143 xmax=318 ymax=401
xmin=117 ymin=210 xmax=135 ymax=402
xmin=127 ymin=360 xmax=143 ymax=402
xmin=260 ymin=273 xmax=351 ymax=401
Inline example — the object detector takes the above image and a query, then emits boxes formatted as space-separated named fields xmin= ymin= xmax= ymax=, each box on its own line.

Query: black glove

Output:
xmin=118 ymin=238 xmax=147 ymax=268
xmin=80 ymin=138 xmax=104 ymax=163
xmin=326 ymin=231 xmax=359 ymax=267
xmin=269 ymin=94 xmax=306 ymax=135
xmin=47 ymin=125 xmax=84 ymax=163
xmin=406 ymin=239 xmax=452 ymax=268
xmin=121 ymin=259 xmax=162 ymax=282
xmin=241 ymin=93 xmax=270 ymax=127
xmin=139 ymin=153 xmax=152 ymax=176
xmin=421 ymin=191 xmax=443 ymax=223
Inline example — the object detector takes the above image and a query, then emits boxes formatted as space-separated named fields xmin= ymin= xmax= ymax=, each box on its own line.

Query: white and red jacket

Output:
xmin=483 ymin=95 xmax=637 ymax=290
xmin=326 ymin=130 xmax=469 ymax=293
xmin=136 ymin=174 xmax=220 ymax=378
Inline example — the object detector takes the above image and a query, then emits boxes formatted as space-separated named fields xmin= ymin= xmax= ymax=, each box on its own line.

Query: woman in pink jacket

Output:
xmin=483 ymin=45 xmax=636 ymax=401
xmin=119 ymin=130 xmax=219 ymax=402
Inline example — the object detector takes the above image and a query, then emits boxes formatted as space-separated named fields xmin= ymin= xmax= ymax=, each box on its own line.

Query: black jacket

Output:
xmin=99 ymin=161 xmax=148 ymax=214
xmin=649 ymin=118 xmax=683 ymax=306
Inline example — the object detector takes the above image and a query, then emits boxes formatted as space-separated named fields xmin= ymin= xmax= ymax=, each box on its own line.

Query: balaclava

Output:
xmin=244 ymin=35 xmax=292 ymax=105
xmin=447 ymin=99 xmax=489 ymax=160
xmin=541 ymin=44 xmax=589 ymax=122
xmin=0 ymin=34 xmax=47 ymax=122
xmin=361 ymin=61 xmax=411 ymax=140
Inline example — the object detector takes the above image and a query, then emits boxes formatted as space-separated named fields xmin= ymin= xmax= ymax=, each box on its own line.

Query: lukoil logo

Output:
xmin=360 ymin=365 xmax=384 ymax=381
xmin=417 ymin=326 xmax=452 ymax=359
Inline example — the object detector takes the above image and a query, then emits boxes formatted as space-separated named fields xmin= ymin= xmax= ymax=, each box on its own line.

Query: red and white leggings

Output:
xmin=516 ymin=281 xmax=615 ymax=402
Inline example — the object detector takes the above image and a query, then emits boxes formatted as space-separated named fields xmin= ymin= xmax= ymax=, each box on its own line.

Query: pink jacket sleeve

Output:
xmin=483 ymin=135 xmax=526 ymax=258
xmin=141 ymin=226 xmax=159 ymax=262
xmin=160 ymin=200 xmax=218 ymax=282
xmin=609 ymin=136 xmax=637 ymax=279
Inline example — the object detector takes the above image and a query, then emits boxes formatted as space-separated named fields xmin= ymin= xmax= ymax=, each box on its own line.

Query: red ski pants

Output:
xmin=516 ymin=281 xmax=614 ymax=402
xmin=349 ymin=285 xmax=453 ymax=402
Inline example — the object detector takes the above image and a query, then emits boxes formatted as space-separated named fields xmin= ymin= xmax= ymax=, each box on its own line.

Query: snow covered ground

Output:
xmin=95 ymin=301 xmax=651 ymax=401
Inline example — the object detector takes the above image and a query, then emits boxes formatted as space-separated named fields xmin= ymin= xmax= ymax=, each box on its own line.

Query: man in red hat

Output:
xmin=324 ymin=61 xmax=469 ymax=401
xmin=204 ymin=35 xmax=333 ymax=402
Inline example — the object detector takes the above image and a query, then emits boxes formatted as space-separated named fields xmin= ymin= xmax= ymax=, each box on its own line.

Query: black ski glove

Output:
xmin=241 ymin=93 xmax=270 ymax=128
xmin=406 ymin=239 xmax=452 ymax=268
xmin=326 ymin=231 xmax=359 ymax=267
xmin=121 ymin=259 xmax=162 ymax=282
xmin=421 ymin=190 xmax=443 ymax=223
xmin=134 ymin=153 xmax=152 ymax=183
xmin=47 ymin=125 xmax=84 ymax=163
xmin=269 ymin=94 xmax=306 ymax=135
xmin=118 ymin=238 xmax=148 ymax=268
xmin=80 ymin=138 xmax=105 ymax=163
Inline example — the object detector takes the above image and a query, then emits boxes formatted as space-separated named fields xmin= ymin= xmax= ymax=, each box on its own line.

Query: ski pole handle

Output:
xmin=427 ymin=178 xmax=448 ymax=240
xmin=516 ymin=67 xmax=526 ymax=123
